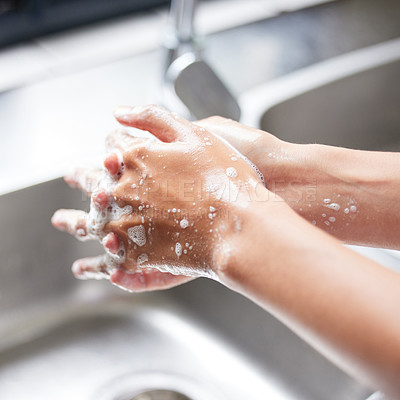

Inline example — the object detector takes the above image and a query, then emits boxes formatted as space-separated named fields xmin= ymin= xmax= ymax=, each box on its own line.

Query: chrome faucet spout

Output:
xmin=161 ymin=0 xmax=240 ymax=121
xmin=164 ymin=0 xmax=199 ymax=79
xmin=169 ymin=0 xmax=197 ymax=44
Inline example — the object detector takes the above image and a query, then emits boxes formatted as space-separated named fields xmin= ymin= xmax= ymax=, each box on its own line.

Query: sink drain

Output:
xmin=92 ymin=371 xmax=226 ymax=400
xmin=130 ymin=389 xmax=191 ymax=400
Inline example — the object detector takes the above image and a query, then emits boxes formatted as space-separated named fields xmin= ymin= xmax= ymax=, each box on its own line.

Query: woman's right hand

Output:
xmin=195 ymin=116 xmax=311 ymax=216
xmin=195 ymin=116 xmax=284 ymax=183
xmin=196 ymin=116 xmax=400 ymax=249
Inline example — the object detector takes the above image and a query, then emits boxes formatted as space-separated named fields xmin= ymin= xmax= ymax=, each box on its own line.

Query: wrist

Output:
xmin=256 ymin=138 xmax=320 ymax=204
xmin=213 ymin=196 xmax=293 ymax=289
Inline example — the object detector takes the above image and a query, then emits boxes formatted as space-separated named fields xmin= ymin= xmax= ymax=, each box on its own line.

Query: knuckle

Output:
xmin=141 ymin=104 xmax=162 ymax=118
xmin=211 ymin=115 xmax=228 ymax=123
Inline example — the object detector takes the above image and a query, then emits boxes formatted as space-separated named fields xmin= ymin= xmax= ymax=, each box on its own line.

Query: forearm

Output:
xmin=218 ymin=201 xmax=400 ymax=398
xmin=263 ymin=141 xmax=400 ymax=249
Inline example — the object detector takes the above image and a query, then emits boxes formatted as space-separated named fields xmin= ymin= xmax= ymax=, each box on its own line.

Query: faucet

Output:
xmin=161 ymin=0 xmax=241 ymax=121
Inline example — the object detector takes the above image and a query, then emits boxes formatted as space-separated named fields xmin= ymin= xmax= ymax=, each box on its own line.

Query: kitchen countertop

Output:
xmin=0 ymin=0 xmax=400 ymax=195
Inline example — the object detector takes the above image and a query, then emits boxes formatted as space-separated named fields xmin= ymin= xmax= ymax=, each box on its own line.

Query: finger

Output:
xmin=195 ymin=117 xmax=244 ymax=146
xmin=51 ymin=209 xmax=90 ymax=241
xmin=110 ymin=268 xmax=195 ymax=292
xmin=113 ymin=104 xmax=192 ymax=143
xmin=92 ymin=189 xmax=110 ymax=210
xmin=105 ymin=129 xmax=148 ymax=153
xmin=195 ymin=116 xmax=264 ymax=155
xmin=64 ymin=168 xmax=102 ymax=195
xmin=102 ymin=232 xmax=121 ymax=254
xmin=104 ymin=152 xmax=122 ymax=176
xmin=72 ymin=255 xmax=110 ymax=280
xmin=196 ymin=115 xmax=231 ymax=127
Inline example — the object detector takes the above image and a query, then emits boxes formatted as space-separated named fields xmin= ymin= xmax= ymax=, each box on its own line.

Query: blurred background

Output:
xmin=1 ymin=1 xmax=400 ymax=399
xmin=0 ymin=0 xmax=399 ymax=193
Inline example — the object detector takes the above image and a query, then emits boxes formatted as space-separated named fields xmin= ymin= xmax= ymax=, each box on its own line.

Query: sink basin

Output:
xmin=0 ymin=179 xmax=373 ymax=399
xmin=4 ymin=37 xmax=400 ymax=400
xmin=240 ymin=38 xmax=400 ymax=151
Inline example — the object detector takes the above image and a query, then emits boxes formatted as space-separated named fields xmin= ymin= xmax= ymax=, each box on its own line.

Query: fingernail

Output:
xmin=64 ymin=175 xmax=77 ymax=188
xmin=113 ymin=106 xmax=133 ymax=120
xmin=104 ymin=153 xmax=120 ymax=175
xmin=51 ymin=210 xmax=64 ymax=228
xmin=92 ymin=190 xmax=109 ymax=209
xmin=102 ymin=232 xmax=120 ymax=254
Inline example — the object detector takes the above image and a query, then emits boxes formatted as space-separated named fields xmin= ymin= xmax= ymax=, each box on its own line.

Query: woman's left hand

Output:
xmin=52 ymin=105 xmax=267 ymax=292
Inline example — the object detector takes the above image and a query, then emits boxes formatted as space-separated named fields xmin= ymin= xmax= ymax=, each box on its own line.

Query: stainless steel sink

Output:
xmin=3 ymin=32 xmax=400 ymax=400
xmin=0 ymin=178 xmax=373 ymax=399
xmin=240 ymin=38 xmax=400 ymax=151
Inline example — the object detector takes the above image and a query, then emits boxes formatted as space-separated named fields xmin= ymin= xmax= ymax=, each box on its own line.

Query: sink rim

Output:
xmin=239 ymin=37 xmax=400 ymax=129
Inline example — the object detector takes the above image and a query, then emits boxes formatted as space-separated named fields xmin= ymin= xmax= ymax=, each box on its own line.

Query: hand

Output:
xmin=196 ymin=116 xmax=400 ymax=249
xmin=195 ymin=116 xmax=310 ymax=217
xmin=195 ymin=116 xmax=317 ymax=219
xmin=195 ymin=116 xmax=285 ymax=183
xmin=52 ymin=105 xmax=267 ymax=292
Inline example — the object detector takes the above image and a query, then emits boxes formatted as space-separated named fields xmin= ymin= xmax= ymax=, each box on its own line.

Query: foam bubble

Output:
xmin=175 ymin=242 xmax=182 ymax=257
xmin=137 ymin=253 xmax=148 ymax=265
xmin=350 ymin=205 xmax=357 ymax=213
xmin=109 ymin=204 xmax=133 ymax=220
xmin=180 ymin=218 xmax=189 ymax=229
xmin=226 ymin=167 xmax=237 ymax=178
xmin=117 ymin=249 xmax=125 ymax=258
xmin=242 ymin=155 xmax=265 ymax=186
xmin=87 ymin=199 xmax=108 ymax=236
xmin=76 ymin=228 xmax=86 ymax=237
xmin=128 ymin=225 xmax=146 ymax=246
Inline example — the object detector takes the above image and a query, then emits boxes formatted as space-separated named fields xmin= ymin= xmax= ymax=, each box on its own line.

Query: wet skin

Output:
xmin=52 ymin=105 xmax=266 ymax=291
xmin=52 ymin=105 xmax=400 ymax=397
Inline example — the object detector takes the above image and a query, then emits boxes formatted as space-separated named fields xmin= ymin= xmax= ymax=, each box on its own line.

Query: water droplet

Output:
xmin=175 ymin=242 xmax=182 ymax=257
xmin=226 ymin=167 xmax=237 ymax=178
xmin=324 ymin=203 xmax=341 ymax=211
xmin=180 ymin=218 xmax=189 ymax=229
